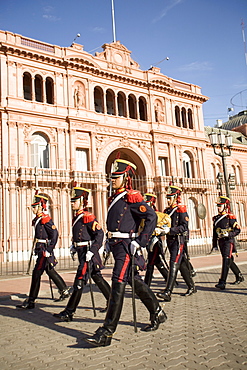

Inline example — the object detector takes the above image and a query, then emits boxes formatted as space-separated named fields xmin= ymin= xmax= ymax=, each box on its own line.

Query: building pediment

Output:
xmin=95 ymin=41 xmax=140 ymax=71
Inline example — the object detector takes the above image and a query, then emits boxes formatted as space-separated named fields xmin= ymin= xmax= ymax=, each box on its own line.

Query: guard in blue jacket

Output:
xmin=213 ymin=196 xmax=244 ymax=290
xmin=143 ymin=193 xmax=168 ymax=287
xmin=157 ymin=186 xmax=196 ymax=302
xmin=16 ymin=194 xmax=70 ymax=309
xmin=86 ymin=158 xmax=167 ymax=347
xmin=53 ymin=187 xmax=110 ymax=321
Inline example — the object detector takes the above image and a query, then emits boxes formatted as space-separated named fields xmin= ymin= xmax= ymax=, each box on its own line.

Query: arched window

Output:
xmin=188 ymin=108 xmax=193 ymax=129
xmin=139 ymin=96 xmax=147 ymax=121
xmin=235 ymin=165 xmax=241 ymax=184
xmin=181 ymin=107 xmax=187 ymax=128
xmin=128 ymin=94 xmax=137 ymax=119
xmin=183 ymin=152 xmax=193 ymax=178
xmin=117 ymin=92 xmax=126 ymax=117
xmin=35 ymin=75 xmax=43 ymax=102
xmin=106 ymin=89 xmax=115 ymax=115
xmin=94 ymin=86 xmax=104 ymax=113
xmin=46 ymin=77 xmax=54 ymax=104
xmin=237 ymin=202 xmax=246 ymax=227
xmin=31 ymin=133 xmax=49 ymax=168
xmin=187 ymin=198 xmax=199 ymax=230
xmin=23 ymin=72 xmax=32 ymax=100
xmin=175 ymin=106 xmax=181 ymax=127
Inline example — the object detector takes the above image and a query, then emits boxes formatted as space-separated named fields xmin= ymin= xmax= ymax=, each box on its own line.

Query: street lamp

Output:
xmin=208 ymin=130 xmax=233 ymax=198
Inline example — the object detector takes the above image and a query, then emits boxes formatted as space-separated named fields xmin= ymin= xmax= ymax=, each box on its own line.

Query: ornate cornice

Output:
xmin=0 ymin=44 xmax=207 ymax=103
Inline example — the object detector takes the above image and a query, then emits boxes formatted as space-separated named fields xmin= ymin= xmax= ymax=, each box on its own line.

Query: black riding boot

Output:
xmin=47 ymin=267 xmax=70 ymax=301
xmin=144 ymin=264 xmax=154 ymax=287
xmin=53 ymin=279 xmax=84 ymax=321
xmin=180 ymin=259 xmax=197 ymax=296
xmin=16 ymin=270 xmax=42 ymax=309
xmin=156 ymin=262 xmax=168 ymax=282
xmin=157 ymin=262 xmax=179 ymax=302
xmin=86 ymin=281 xmax=126 ymax=347
xmin=215 ymin=257 xmax=231 ymax=290
xmin=229 ymin=258 xmax=244 ymax=284
xmin=92 ymin=274 xmax=111 ymax=312
xmin=133 ymin=278 xmax=167 ymax=331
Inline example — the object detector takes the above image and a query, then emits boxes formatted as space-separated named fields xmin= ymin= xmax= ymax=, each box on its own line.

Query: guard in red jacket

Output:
xmin=16 ymin=194 xmax=70 ymax=309
xmin=157 ymin=186 xmax=196 ymax=302
xmin=213 ymin=196 xmax=244 ymax=290
xmin=53 ymin=187 xmax=110 ymax=321
xmin=86 ymin=158 xmax=167 ymax=347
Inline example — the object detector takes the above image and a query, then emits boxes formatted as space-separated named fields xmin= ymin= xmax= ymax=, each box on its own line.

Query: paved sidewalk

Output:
xmin=0 ymin=251 xmax=246 ymax=369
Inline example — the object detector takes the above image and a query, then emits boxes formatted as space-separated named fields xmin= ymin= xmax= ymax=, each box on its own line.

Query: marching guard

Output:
xmin=213 ymin=196 xmax=244 ymax=290
xmin=86 ymin=158 xmax=167 ymax=347
xmin=16 ymin=194 xmax=70 ymax=309
xmin=143 ymin=193 xmax=169 ymax=287
xmin=157 ymin=186 xmax=196 ymax=302
xmin=53 ymin=187 xmax=111 ymax=321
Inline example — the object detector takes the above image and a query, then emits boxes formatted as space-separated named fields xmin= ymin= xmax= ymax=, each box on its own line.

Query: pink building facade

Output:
xmin=0 ymin=30 xmax=246 ymax=268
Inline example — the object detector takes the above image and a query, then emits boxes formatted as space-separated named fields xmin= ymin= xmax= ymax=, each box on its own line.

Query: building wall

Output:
xmin=0 ymin=30 xmax=246 ymax=266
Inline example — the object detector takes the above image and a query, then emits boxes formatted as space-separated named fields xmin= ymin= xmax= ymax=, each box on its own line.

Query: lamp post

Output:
xmin=208 ymin=130 xmax=233 ymax=199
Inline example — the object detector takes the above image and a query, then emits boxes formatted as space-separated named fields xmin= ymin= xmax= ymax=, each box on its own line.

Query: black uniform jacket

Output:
xmin=164 ymin=204 xmax=189 ymax=237
xmin=72 ymin=210 xmax=104 ymax=256
xmin=32 ymin=212 xmax=58 ymax=254
xmin=107 ymin=189 xmax=157 ymax=248
xmin=212 ymin=211 xmax=241 ymax=249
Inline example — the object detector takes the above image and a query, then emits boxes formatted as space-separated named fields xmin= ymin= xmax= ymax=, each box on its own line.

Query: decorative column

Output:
xmin=8 ymin=121 xmax=17 ymax=167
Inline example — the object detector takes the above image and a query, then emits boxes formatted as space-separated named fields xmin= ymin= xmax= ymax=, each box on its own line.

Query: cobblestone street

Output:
xmin=0 ymin=252 xmax=246 ymax=369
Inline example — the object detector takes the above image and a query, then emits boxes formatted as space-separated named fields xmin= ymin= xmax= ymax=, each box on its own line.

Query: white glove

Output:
xmin=44 ymin=251 xmax=51 ymax=257
xmin=161 ymin=226 xmax=170 ymax=235
xmin=86 ymin=250 xmax=94 ymax=262
xmin=154 ymin=227 xmax=163 ymax=235
xmin=130 ymin=240 xmax=141 ymax=255
xmin=70 ymin=245 xmax=76 ymax=254
xmin=137 ymin=247 xmax=146 ymax=256
xmin=219 ymin=231 xmax=229 ymax=238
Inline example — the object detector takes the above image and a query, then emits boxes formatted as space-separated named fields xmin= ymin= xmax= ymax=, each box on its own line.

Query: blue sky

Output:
xmin=1 ymin=0 xmax=247 ymax=127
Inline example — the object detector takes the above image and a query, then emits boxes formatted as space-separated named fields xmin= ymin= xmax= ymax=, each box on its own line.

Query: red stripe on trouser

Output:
xmin=118 ymin=254 xmax=131 ymax=282
xmin=175 ymin=244 xmax=184 ymax=263
xmin=37 ymin=254 xmax=45 ymax=270
xmin=78 ymin=262 xmax=88 ymax=279
xmin=150 ymin=246 xmax=158 ymax=265
xmin=229 ymin=243 xmax=234 ymax=258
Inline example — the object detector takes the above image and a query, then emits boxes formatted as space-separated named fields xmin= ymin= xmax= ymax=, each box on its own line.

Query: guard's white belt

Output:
xmin=108 ymin=231 xmax=138 ymax=239
xmin=36 ymin=239 xmax=47 ymax=243
xmin=74 ymin=241 xmax=89 ymax=247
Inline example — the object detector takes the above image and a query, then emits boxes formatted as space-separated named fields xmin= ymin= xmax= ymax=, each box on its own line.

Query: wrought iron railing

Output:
xmin=0 ymin=167 xmax=246 ymax=275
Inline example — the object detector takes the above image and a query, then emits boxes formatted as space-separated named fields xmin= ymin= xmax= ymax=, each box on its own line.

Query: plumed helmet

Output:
xmin=31 ymin=194 xmax=49 ymax=209
xmin=111 ymin=159 xmax=137 ymax=178
xmin=71 ymin=187 xmax=90 ymax=202
xmin=216 ymin=196 xmax=230 ymax=205
xmin=166 ymin=185 xmax=182 ymax=197
xmin=144 ymin=193 xmax=157 ymax=203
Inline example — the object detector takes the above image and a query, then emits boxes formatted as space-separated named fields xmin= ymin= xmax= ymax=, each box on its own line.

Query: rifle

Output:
xmin=49 ymin=278 xmax=54 ymax=300
xmin=26 ymin=237 xmax=37 ymax=274
xmin=131 ymin=253 xmax=137 ymax=333
xmin=182 ymin=234 xmax=195 ymax=288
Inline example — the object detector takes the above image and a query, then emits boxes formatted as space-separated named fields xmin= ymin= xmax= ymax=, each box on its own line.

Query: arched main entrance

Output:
xmin=105 ymin=148 xmax=149 ymax=196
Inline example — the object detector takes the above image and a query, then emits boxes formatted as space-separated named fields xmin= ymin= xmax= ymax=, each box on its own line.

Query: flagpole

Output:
xmin=111 ymin=0 xmax=117 ymax=42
